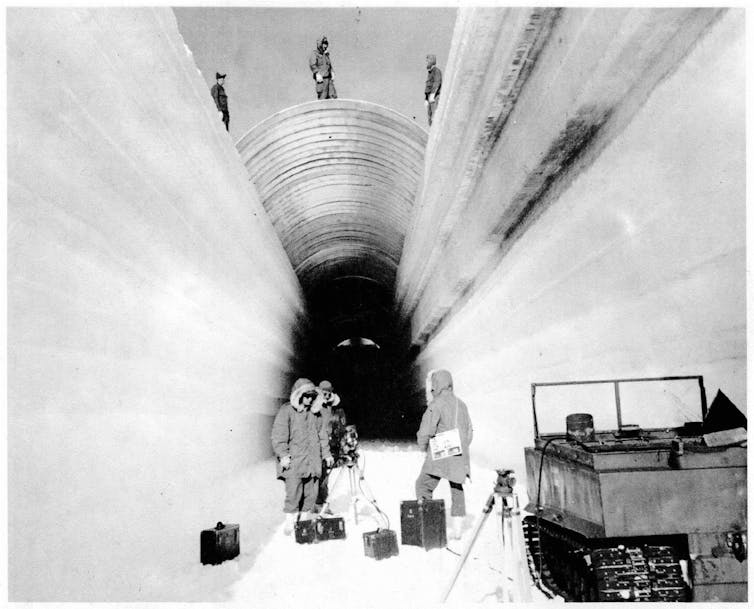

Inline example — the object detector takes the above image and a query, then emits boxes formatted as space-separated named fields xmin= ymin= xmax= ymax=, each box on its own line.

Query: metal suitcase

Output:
xmin=400 ymin=499 xmax=447 ymax=550
xmin=363 ymin=528 xmax=399 ymax=560
xmin=200 ymin=521 xmax=240 ymax=565
xmin=294 ymin=518 xmax=318 ymax=544
xmin=315 ymin=516 xmax=346 ymax=541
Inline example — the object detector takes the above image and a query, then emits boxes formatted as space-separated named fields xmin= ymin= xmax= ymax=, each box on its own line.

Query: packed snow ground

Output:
xmin=120 ymin=439 xmax=558 ymax=604
xmin=227 ymin=440 xmax=554 ymax=606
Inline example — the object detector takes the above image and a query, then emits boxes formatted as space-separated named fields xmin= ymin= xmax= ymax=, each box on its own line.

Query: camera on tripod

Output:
xmin=331 ymin=423 xmax=359 ymax=467
xmin=442 ymin=468 xmax=531 ymax=603
xmin=494 ymin=469 xmax=516 ymax=496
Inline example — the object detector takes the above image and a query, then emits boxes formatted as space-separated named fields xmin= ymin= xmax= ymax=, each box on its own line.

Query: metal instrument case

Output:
xmin=363 ymin=528 xmax=399 ymax=560
xmin=316 ymin=516 xmax=346 ymax=541
xmin=400 ymin=499 xmax=447 ymax=550
xmin=294 ymin=519 xmax=317 ymax=544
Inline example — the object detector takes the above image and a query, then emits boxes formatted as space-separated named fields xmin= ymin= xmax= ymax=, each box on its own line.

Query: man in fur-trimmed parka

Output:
xmin=314 ymin=379 xmax=343 ymax=511
xmin=415 ymin=369 xmax=473 ymax=539
xmin=271 ymin=377 xmax=334 ymax=534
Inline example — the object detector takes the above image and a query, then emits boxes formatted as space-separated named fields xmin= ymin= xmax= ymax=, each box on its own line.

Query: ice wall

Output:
xmin=7 ymin=8 xmax=303 ymax=600
xmin=404 ymin=9 xmax=745 ymax=472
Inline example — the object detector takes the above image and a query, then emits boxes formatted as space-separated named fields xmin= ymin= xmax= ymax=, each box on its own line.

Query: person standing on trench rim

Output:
xmin=424 ymin=54 xmax=442 ymax=126
xmin=210 ymin=72 xmax=229 ymax=131
xmin=309 ymin=36 xmax=337 ymax=100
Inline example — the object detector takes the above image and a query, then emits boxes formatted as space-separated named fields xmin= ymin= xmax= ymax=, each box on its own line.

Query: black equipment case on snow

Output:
xmin=295 ymin=516 xmax=346 ymax=544
xmin=294 ymin=519 xmax=317 ymax=544
xmin=200 ymin=521 xmax=240 ymax=565
xmin=400 ymin=499 xmax=447 ymax=550
xmin=316 ymin=516 xmax=346 ymax=541
xmin=363 ymin=528 xmax=399 ymax=560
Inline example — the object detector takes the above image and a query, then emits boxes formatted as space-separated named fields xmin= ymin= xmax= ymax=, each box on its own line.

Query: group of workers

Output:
xmin=271 ymin=369 xmax=473 ymax=541
xmin=210 ymin=35 xmax=443 ymax=131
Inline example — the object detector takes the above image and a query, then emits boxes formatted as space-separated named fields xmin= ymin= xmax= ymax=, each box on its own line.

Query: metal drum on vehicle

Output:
xmin=566 ymin=413 xmax=595 ymax=442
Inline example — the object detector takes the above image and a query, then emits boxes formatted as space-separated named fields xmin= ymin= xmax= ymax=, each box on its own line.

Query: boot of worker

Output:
xmin=449 ymin=516 xmax=465 ymax=540
xmin=283 ymin=512 xmax=298 ymax=536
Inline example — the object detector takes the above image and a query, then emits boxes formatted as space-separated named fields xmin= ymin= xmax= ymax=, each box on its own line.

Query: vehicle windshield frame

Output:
xmin=530 ymin=375 xmax=707 ymax=438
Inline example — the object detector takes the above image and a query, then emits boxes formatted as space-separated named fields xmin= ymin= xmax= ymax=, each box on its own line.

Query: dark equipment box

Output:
xmin=294 ymin=519 xmax=317 ymax=544
xmin=400 ymin=499 xmax=447 ymax=550
xmin=315 ymin=516 xmax=346 ymax=541
xmin=200 ymin=521 xmax=240 ymax=565
xmin=295 ymin=516 xmax=346 ymax=544
xmin=363 ymin=528 xmax=399 ymax=560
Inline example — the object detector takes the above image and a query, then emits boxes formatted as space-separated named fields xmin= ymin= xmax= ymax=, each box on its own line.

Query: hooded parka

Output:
xmin=416 ymin=369 xmax=473 ymax=484
xmin=309 ymin=37 xmax=337 ymax=99
xmin=309 ymin=37 xmax=333 ymax=79
xmin=271 ymin=378 xmax=332 ymax=480
xmin=424 ymin=55 xmax=442 ymax=99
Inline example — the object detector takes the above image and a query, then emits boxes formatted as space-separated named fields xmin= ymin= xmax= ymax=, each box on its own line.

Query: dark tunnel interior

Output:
xmin=290 ymin=276 xmax=425 ymax=440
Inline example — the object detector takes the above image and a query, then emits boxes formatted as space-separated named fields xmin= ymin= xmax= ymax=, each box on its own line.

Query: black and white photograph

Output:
xmin=5 ymin=4 xmax=748 ymax=604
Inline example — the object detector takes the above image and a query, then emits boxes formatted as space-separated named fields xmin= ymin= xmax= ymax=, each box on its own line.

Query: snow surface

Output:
xmin=176 ymin=440 xmax=556 ymax=605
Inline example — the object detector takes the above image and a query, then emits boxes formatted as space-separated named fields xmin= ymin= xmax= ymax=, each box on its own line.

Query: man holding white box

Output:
xmin=415 ymin=369 xmax=473 ymax=539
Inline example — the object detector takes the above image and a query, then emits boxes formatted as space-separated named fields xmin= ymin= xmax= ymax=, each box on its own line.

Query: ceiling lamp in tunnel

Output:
xmin=336 ymin=337 xmax=380 ymax=349
xmin=236 ymin=100 xmax=428 ymax=296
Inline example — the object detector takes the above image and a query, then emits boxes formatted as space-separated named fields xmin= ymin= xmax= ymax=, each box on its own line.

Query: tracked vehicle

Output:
xmin=523 ymin=375 xmax=747 ymax=602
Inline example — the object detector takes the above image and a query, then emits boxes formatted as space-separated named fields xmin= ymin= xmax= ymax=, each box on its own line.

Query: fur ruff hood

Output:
xmin=425 ymin=369 xmax=453 ymax=405
xmin=289 ymin=377 xmax=323 ymax=413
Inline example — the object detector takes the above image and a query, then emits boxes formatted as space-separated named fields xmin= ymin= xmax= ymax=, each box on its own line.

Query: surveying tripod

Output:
xmin=321 ymin=461 xmax=383 ymax=525
xmin=441 ymin=469 xmax=532 ymax=603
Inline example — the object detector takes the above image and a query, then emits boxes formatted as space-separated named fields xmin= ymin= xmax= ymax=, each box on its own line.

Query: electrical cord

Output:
xmin=535 ymin=437 xmax=557 ymax=582
xmin=355 ymin=452 xmax=391 ymax=529
xmin=445 ymin=546 xmax=502 ymax=576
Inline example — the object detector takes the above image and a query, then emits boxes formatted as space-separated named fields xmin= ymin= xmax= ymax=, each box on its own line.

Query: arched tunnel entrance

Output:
xmin=237 ymin=100 xmax=429 ymax=438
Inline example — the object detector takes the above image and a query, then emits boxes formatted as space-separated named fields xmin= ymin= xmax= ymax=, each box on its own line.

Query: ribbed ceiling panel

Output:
xmin=237 ymin=100 xmax=427 ymax=293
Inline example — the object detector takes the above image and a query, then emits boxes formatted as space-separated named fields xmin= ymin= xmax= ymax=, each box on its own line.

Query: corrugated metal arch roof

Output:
xmin=237 ymin=100 xmax=427 ymax=293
